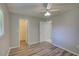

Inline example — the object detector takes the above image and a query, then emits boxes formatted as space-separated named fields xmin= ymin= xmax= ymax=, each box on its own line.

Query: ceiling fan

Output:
xmin=42 ymin=3 xmax=58 ymax=16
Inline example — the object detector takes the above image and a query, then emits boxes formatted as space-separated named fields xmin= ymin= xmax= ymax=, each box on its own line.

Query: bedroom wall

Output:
xmin=0 ymin=4 xmax=10 ymax=56
xmin=52 ymin=8 xmax=79 ymax=55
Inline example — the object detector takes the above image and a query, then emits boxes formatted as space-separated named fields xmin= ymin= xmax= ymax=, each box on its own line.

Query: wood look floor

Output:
xmin=9 ymin=41 xmax=76 ymax=56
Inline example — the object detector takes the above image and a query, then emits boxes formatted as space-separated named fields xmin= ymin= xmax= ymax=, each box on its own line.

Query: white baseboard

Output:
xmin=53 ymin=43 xmax=79 ymax=56
xmin=6 ymin=48 xmax=10 ymax=56
xmin=46 ymin=40 xmax=52 ymax=44
xmin=7 ymin=45 xmax=19 ymax=56
xmin=10 ymin=46 xmax=19 ymax=49
xmin=39 ymin=40 xmax=79 ymax=56
xmin=29 ymin=41 xmax=40 ymax=46
xmin=40 ymin=39 xmax=52 ymax=44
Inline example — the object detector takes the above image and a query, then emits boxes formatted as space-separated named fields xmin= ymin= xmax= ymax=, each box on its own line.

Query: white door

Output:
xmin=40 ymin=21 xmax=52 ymax=43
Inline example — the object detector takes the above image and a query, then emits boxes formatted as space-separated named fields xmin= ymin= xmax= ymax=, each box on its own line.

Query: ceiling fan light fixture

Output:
xmin=44 ymin=11 xmax=51 ymax=16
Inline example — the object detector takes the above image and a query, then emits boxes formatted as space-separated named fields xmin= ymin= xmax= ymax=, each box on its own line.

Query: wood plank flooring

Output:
xmin=9 ymin=41 xmax=76 ymax=56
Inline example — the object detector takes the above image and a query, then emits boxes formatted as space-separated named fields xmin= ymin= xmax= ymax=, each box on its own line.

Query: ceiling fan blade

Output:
xmin=41 ymin=9 xmax=47 ymax=13
xmin=43 ymin=3 xmax=48 ymax=9
xmin=47 ymin=3 xmax=52 ymax=9
xmin=49 ymin=9 xmax=60 ymax=12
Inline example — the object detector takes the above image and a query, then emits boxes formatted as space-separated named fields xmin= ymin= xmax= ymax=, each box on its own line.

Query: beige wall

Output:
xmin=19 ymin=20 xmax=28 ymax=43
xmin=0 ymin=4 xmax=10 ymax=56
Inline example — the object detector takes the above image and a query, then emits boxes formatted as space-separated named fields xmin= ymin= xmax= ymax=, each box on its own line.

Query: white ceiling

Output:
xmin=6 ymin=3 xmax=79 ymax=18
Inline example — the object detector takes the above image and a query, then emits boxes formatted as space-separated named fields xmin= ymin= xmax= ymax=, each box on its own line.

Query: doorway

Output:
xmin=40 ymin=21 xmax=52 ymax=43
xmin=19 ymin=19 xmax=28 ymax=48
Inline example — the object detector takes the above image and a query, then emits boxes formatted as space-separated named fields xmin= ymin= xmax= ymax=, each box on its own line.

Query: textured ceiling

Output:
xmin=6 ymin=3 xmax=79 ymax=18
